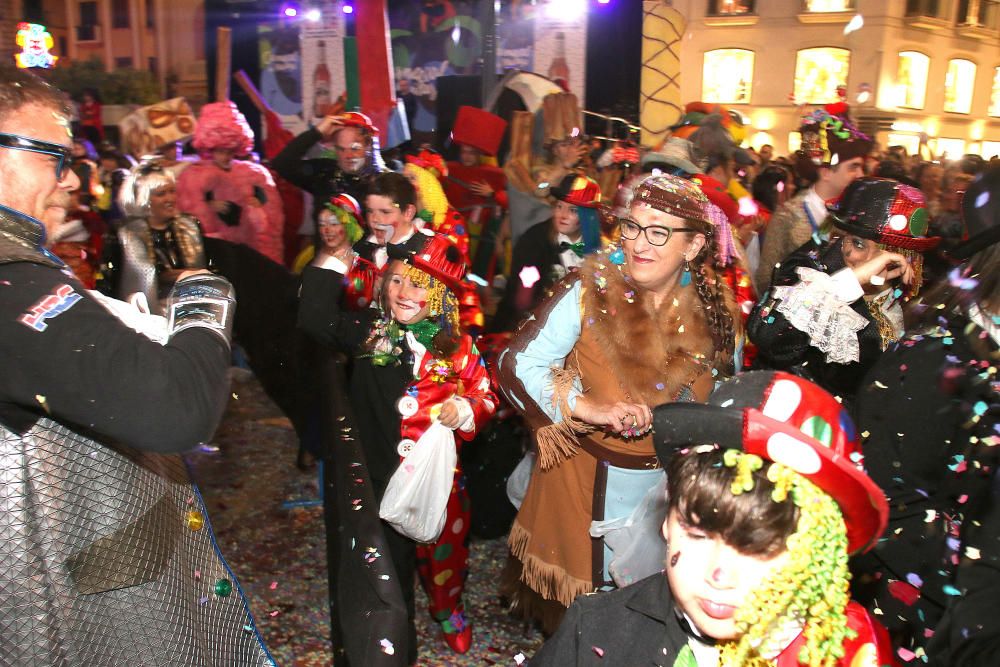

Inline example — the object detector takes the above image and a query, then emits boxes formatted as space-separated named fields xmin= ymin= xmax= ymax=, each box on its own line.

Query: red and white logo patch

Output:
xmin=19 ymin=283 xmax=82 ymax=332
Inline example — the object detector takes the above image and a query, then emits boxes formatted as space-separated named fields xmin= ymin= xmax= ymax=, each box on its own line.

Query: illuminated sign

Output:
xmin=15 ymin=22 xmax=58 ymax=69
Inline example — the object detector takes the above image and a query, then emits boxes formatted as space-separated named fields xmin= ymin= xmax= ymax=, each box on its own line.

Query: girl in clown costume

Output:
xmin=403 ymin=150 xmax=485 ymax=333
xmin=298 ymin=231 xmax=496 ymax=661
xmin=292 ymin=192 xmax=377 ymax=311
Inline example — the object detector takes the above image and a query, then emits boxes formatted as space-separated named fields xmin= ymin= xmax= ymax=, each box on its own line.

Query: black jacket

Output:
xmin=271 ymin=127 xmax=377 ymax=217
xmin=531 ymin=574 xmax=689 ymax=666
xmin=0 ymin=207 xmax=229 ymax=451
xmin=297 ymin=263 xmax=415 ymax=663
xmin=748 ymin=237 xmax=888 ymax=405
xmin=853 ymin=311 xmax=1000 ymax=665
xmin=491 ymin=219 xmax=561 ymax=333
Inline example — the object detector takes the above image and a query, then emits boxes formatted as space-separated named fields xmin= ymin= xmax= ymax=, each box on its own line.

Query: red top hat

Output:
xmin=550 ymin=173 xmax=602 ymax=208
xmin=399 ymin=231 xmax=467 ymax=291
xmin=451 ymin=106 xmax=508 ymax=157
xmin=653 ymin=371 xmax=889 ymax=554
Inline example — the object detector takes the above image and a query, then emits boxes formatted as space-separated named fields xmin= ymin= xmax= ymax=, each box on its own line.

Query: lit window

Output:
xmin=944 ymin=59 xmax=976 ymax=113
xmin=981 ymin=141 xmax=1000 ymax=159
xmin=886 ymin=133 xmax=921 ymax=157
xmin=990 ymin=67 xmax=1000 ymax=117
xmin=703 ymin=49 xmax=754 ymax=104
xmin=933 ymin=138 xmax=965 ymax=158
xmin=709 ymin=0 xmax=755 ymax=14
xmin=788 ymin=132 xmax=802 ymax=153
xmin=803 ymin=0 xmax=853 ymax=10
xmin=794 ymin=47 xmax=850 ymax=104
xmin=896 ymin=52 xmax=929 ymax=109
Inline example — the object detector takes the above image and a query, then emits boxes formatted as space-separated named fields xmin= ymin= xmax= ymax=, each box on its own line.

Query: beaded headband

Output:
xmin=632 ymin=174 xmax=711 ymax=228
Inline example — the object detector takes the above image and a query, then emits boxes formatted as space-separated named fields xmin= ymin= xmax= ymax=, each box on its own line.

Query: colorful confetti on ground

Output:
xmin=190 ymin=372 xmax=544 ymax=666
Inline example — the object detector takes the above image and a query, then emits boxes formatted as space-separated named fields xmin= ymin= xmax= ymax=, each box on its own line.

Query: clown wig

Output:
xmin=192 ymin=102 xmax=254 ymax=157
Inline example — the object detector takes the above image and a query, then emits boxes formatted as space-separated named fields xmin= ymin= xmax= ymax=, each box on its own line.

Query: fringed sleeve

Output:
xmin=497 ymin=276 xmax=589 ymax=468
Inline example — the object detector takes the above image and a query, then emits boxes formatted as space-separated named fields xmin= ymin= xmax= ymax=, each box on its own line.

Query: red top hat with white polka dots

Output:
xmin=653 ymin=371 xmax=888 ymax=554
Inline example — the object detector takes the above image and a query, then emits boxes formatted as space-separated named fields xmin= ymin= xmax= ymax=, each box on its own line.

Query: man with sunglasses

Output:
xmin=0 ymin=68 xmax=273 ymax=665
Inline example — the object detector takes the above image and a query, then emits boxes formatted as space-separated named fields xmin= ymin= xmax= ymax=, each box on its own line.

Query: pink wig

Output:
xmin=192 ymin=102 xmax=254 ymax=156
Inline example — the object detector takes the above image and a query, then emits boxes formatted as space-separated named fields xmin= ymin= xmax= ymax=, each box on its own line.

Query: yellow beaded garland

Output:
xmin=720 ymin=450 xmax=855 ymax=667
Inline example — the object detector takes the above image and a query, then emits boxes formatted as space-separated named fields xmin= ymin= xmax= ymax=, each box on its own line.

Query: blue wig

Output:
xmin=578 ymin=207 xmax=602 ymax=255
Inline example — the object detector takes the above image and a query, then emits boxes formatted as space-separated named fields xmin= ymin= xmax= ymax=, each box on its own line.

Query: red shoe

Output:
xmin=441 ymin=607 xmax=472 ymax=654
xmin=443 ymin=624 xmax=472 ymax=654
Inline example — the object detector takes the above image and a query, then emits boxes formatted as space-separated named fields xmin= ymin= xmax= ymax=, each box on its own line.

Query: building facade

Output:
xmin=674 ymin=0 xmax=1000 ymax=158
xmin=6 ymin=0 xmax=207 ymax=102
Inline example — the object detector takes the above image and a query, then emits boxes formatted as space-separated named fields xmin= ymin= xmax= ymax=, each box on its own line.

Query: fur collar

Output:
xmin=578 ymin=251 xmax=722 ymax=404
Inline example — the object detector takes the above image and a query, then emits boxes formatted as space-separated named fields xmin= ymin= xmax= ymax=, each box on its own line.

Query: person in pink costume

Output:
xmin=176 ymin=102 xmax=284 ymax=263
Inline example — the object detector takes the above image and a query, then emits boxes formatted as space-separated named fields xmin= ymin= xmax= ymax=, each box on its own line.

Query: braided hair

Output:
xmin=689 ymin=222 xmax=739 ymax=375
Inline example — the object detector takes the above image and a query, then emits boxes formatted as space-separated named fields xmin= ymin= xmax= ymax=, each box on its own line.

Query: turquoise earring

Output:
xmin=679 ymin=260 xmax=692 ymax=287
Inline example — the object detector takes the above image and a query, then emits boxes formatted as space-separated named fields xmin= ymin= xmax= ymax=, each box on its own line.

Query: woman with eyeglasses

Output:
xmin=497 ymin=173 xmax=741 ymax=633
xmin=116 ymin=160 xmax=207 ymax=315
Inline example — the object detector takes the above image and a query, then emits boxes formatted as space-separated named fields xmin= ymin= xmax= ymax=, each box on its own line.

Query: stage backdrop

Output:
xmin=300 ymin=10 xmax=348 ymax=125
xmin=388 ymin=0 xmax=586 ymax=144
xmin=258 ymin=22 xmax=308 ymax=136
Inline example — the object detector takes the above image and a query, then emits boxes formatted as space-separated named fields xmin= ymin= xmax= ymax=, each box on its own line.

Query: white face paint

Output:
xmin=372 ymin=223 xmax=395 ymax=244
xmin=344 ymin=156 xmax=366 ymax=173
xmin=365 ymin=194 xmax=414 ymax=246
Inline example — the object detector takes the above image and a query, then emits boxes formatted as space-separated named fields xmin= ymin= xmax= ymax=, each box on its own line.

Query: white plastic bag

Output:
xmin=590 ymin=472 xmax=668 ymax=588
xmin=379 ymin=422 xmax=457 ymax=543
xmin=745 ymin=231 xmax=761 ymax=280
xmin=505 ymin=451 xmax=536 ymax=510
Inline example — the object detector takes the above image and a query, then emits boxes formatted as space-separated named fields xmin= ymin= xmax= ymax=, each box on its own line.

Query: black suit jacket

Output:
xmin=531 ymin=574 xmax=690 ymax=666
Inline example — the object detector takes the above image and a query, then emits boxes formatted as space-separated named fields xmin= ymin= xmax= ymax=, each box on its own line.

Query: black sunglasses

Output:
xmin=0 ymin=132 xmax=73 ymax=180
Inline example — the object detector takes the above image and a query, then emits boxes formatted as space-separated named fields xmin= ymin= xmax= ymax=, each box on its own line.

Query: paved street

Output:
xmin=190 ymin=372 xmax=544 ymax=666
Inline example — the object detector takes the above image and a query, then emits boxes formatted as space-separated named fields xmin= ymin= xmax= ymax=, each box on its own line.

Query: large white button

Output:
xmin=397 ymin=438 xmax=416 ymax=457
xmin=396 ymin=396 xmax=419 ymax=418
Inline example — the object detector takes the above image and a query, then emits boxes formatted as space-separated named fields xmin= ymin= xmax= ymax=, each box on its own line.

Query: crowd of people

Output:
xmin=2 ymin=61 xmax=999 ymax=666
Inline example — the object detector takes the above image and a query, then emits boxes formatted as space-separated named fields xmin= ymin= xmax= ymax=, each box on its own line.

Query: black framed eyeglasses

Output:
xmin=0 ymin=132 xmax=73 ymax=180
xmin=618 ymin=217 xmax=696 ymax=247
